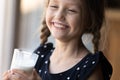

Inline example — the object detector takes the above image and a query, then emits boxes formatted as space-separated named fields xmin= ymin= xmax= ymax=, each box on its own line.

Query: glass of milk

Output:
xmin=10 ymin=49 xmax=38 ymax=73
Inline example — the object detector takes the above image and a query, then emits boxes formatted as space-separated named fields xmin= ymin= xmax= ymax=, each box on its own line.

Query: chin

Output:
xmin=52 ymin=34 xmax=66 ymax=40
xmin=53 ymin=35 xmax=65 ymax=39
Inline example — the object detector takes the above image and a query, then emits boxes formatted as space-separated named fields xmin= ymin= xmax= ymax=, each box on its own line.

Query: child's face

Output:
xmin=46 ymin=0 xmax=83 ymax=42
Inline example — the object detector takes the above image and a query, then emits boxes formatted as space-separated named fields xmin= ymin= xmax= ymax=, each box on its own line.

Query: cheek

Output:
xmin=46 ymin=10 xmax=54 ymax=27
xmin=70 ymin=17 xmax=83 ymax=35
xmin=46 ymin=14 xmax=51 ymax=27
xmin=70 ymin=17 xmax=81 ymax=29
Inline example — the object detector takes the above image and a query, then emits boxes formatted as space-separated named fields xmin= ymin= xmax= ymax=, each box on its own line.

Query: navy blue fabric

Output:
xmin=34 ymin=43 xmax=112 ymax=80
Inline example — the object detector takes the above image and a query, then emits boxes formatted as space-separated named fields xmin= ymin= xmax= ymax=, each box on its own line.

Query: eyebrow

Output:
xmin=49 ymin=0 xmax=81 ymax=8
xmin=50 ymin=0 xmax=58 ymax=3
xmin=67 ymin=1 xmax=81 ymax=8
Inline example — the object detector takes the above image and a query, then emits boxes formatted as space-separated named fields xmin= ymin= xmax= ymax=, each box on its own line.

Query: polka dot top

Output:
xmin=34 ymin=43 xmax=112 ymax=80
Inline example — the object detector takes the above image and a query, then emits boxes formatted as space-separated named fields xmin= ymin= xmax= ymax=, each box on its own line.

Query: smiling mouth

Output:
xmin=52 ymin=21 xmax=69 ymax=30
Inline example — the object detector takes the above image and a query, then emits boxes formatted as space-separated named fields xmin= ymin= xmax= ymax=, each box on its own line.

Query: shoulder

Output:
xmin=95 ymin=52 xmax=112 ymax=80
xmin=33 ymin=43 xmax=54 ymax=72
xmin=87 ymin=63 xmax=104 ymax=80
xmin=33 ymin=43 xmax=54 ymax=55
xmin=81 ymin=51 xmax=113 ymax=80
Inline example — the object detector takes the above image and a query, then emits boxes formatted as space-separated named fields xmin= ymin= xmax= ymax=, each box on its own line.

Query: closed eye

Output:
xmin=68 ymin=9 xmax=77 ymax=12
xmin=68 ymin=9 xmax=77 ymax=13
xmin=50 ymin=5 xmax=58 ymax=9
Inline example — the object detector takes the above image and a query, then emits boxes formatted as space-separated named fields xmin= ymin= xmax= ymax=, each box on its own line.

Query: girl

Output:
xmin=3 ymin=0 xmax=112 ymax=80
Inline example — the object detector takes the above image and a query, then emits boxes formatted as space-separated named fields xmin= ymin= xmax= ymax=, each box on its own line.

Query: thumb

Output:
xmin=32 ymin=69 xmax=42 ymax=80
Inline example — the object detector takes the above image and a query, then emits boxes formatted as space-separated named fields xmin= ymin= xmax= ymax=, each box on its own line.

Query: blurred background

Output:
xmin=0 ymin=0 xmax=120 ymax=80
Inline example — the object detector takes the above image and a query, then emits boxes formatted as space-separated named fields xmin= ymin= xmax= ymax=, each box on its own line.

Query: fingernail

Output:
xmin=10 ymin=70 xmax=14 ymax=75
xmin=8 ymin=70 xmax=10 ymax=73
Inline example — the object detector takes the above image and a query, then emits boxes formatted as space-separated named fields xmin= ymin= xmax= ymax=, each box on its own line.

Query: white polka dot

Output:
xmin=60 ymin=74 xmax=63 ymax=76
xmin=67 ymin=77 xmax=70 ymax=80
xmin=76 ymin=67 xmax=80 ymax=70
xmin=92 ymin=61 xmax=95 ymax=64
xmin=85 ymin=60 xmax=88 ymax=63
xmin=83 ymin=65 xmax=87 ymax=68
xmin=44 ymin=45 xmax=47 ymax=48
xmin=109 ymin=74 xmax=111 ymax=78
xmin=37 ymin=51 xmax=40 ymax=54
xmin=51 ymin=49 xmax=54 ymax=52
xmin=41 ymin=55 xmax=44 ymax=58
xmin=78 ymin=74 xmax=80 ymax=78
xmin=45 ymin=61 xmax=48 ymax=64
xmin=44 ymin=71 xmax=47 ymax=74
xmin=39 ymin=70 xmax=42 ymax=73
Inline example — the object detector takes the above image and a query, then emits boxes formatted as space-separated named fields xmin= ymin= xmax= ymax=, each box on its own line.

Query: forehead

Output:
xmin=49 ymin=0 xmax=81 ymax=6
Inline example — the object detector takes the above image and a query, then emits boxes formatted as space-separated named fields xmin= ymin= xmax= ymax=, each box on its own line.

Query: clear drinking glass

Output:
xmin=10 ymin=49 xmax=38 ymax=73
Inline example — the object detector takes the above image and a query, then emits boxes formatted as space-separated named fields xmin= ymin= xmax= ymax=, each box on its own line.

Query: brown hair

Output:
xmin=40 ymin=0 xmax=105 ymax=52
xmin=81 ymin=0 xmax=105 ymax=52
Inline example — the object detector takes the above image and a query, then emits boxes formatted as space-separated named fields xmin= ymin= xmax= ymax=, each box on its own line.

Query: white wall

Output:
xmin=0 ymin=0 xmax=16 ymax=79
xmin=0 ymin=0 xmax=6 ymax=52
xmin=0 ymin=0 xmax=7 ymax=78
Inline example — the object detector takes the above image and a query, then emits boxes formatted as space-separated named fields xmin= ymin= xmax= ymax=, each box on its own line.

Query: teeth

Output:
xmin=53 ymin=22 xmax=66 ymax=28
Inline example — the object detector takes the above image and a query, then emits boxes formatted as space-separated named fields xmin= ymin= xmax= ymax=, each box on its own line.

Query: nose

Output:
xmin=54 ymin=9 xmax=65 ymax=20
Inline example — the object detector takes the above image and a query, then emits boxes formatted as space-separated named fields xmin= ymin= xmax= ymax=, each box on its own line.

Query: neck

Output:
xmin=53 ymin=39 xmax=89 ymax=58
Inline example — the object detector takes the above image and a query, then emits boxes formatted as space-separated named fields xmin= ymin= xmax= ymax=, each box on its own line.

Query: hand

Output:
xmin=2 ymin=69 xmax=42 ymax=80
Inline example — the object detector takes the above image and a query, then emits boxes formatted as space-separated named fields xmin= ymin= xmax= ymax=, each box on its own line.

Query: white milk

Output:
xmin=10 ymin=49 xmax=38 ymax=73
xmin=11 ymin=63 xmax=34 ymax=73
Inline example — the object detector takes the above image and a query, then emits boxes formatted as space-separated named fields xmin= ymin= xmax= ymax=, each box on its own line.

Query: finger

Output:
xmin=32 ymin=69 xmax=42 ymax=80
xmin=2 ymin=70 xmax=9 ymax=76
xmin=2 ymin=76 xmax=10 ymax=80
xmin=12 ymin=74 xmax=21 ymax=80
xmin=11 ymin=72 xmax=26 ymax=80
xmin=2 ymin=71 xmax=11 ymax=80
xmin=33 ymin=69 xmax=37 ymax=75
xmin=2 ymin=70 xmax=11 ymax=78
xmin=11 ymin=69 xmax=31 ymax=79
xmin=11 ymin=69 xmax=27 ymax=76
xmin=12 ymin=69 xmax=26 ymax=73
